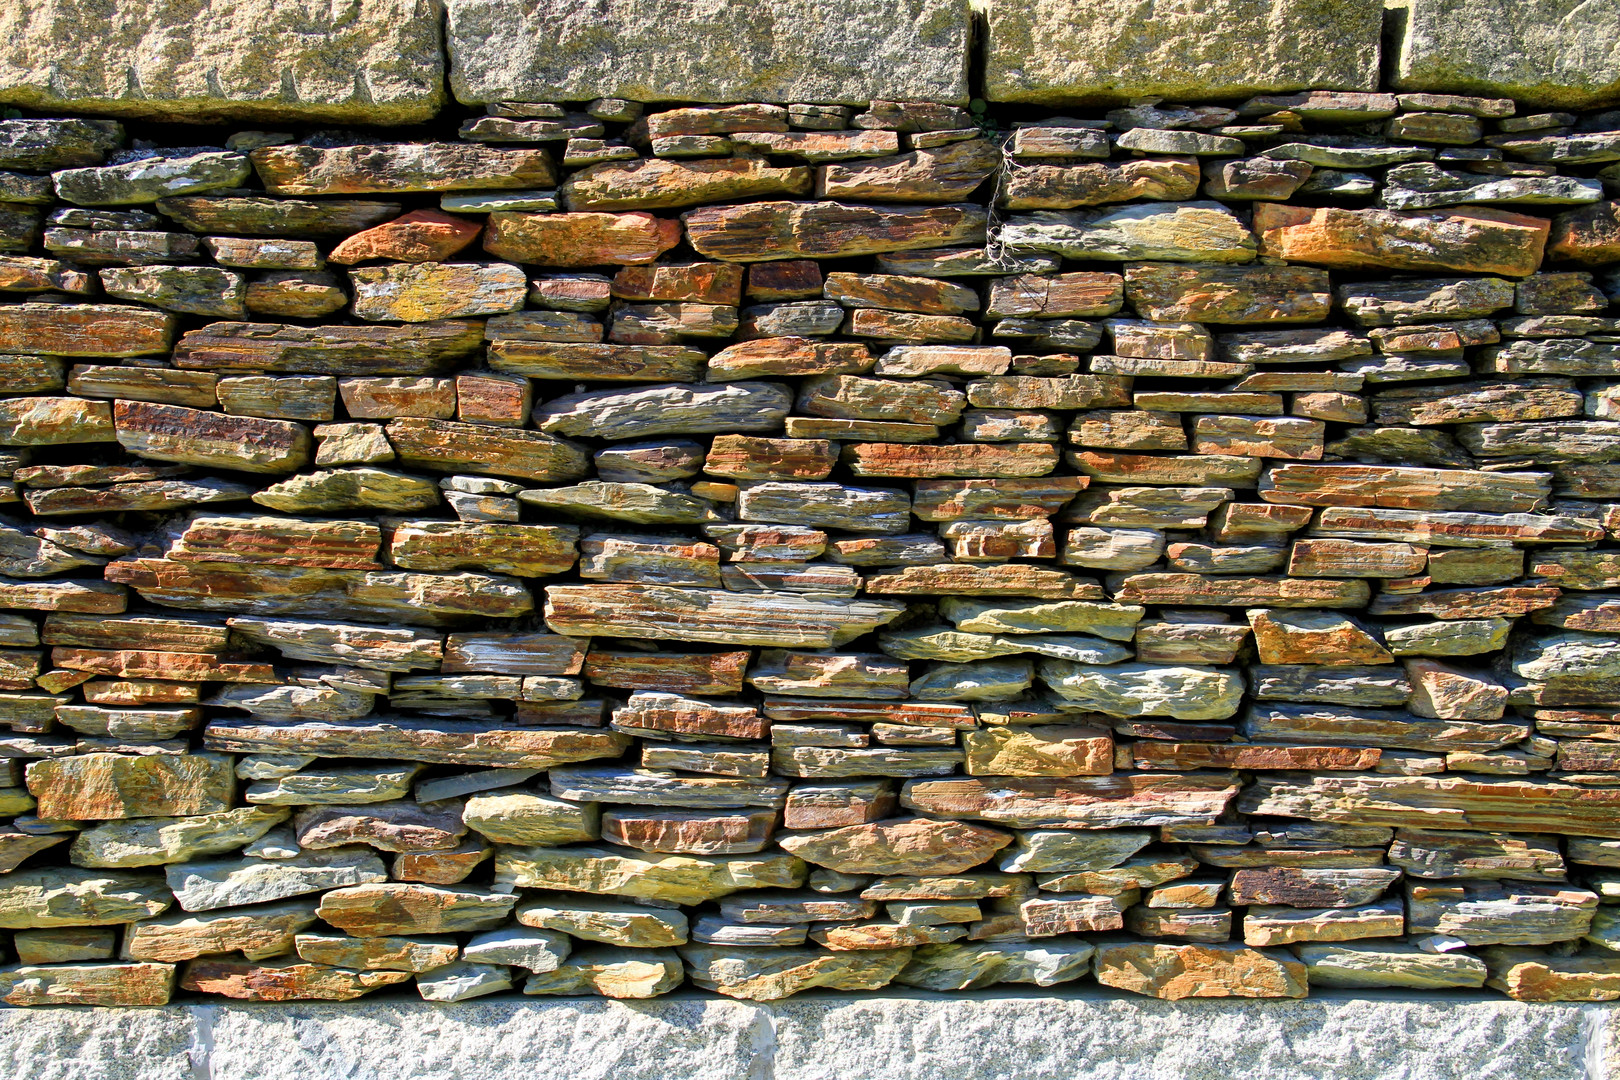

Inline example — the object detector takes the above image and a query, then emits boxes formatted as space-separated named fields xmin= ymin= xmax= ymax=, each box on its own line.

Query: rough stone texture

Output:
xmin=3 ymin=66 xmax=1620 ymax=1025
xmin=445 ymin=0 xmax=971 ymax=106
xmin=0 ymin=0 xmax=446 ymax=123
xmin=1395 ymin=0 xmax=1620 ymax=109
xmin=983 ymin=0 xmax=1384 ymax=104
xmin=0 ymin=994 xmax=1613 ymax=1079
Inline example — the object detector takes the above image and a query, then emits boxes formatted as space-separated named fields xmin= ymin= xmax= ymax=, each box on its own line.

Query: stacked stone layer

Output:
xmin=0 ymin=87 xmax=1618 ymax=1009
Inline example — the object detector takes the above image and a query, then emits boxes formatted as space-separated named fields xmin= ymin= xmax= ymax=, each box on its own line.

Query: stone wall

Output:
xmin=0 ymin=0 xmax=1615 ymax=1014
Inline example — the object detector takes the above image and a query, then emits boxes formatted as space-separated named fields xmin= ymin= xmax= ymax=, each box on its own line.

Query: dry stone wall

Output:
xmin=0 ymin=0 xmax=1616 ymax=1013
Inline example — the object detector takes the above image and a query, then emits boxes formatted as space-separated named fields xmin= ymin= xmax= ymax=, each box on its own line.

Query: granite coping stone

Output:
xmin=0 ymin=990 xmax=1613 ymax=1080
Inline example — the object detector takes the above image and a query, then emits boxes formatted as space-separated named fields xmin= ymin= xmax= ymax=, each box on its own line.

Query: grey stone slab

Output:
xmin=203 ymin=997 xmax=765 ymax=1080
xmin=983 ymin=0 xmax=1384 ymax=104
xmin=445 ymin=0 xmax=971 ymax=105
xmin=0 ymin=0 xmax=445 ymax=123
xmin=0 ymin=1004 xmax=198 ymax=1080
xmin=1395 ymin=0 xmax=1620 ymax=109
xmin=0 ymin=993 xmax=1612 ymax=1079
xmin=767 ymin=990 xmax=1608 ymax=1080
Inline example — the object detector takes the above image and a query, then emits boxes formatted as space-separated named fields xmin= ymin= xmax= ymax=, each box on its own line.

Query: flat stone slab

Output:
xmin=1394 ymin=0 xmax=1620 ymax=109
xmin=0 ymin=0 xmax=445 ymax=123
xmin=0 ymin=990 xmax=1614 ymax=1080
xmin=983 ymin=0 xmax=1384 ymax=104
xmin=445 ymin=0 xmax=971 ymax=105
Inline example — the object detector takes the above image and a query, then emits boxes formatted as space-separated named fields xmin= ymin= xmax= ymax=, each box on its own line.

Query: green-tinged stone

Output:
xmin=99 ymin=265 xmax=247 ymax=317
xmin=125 ymin=900 xmax=320 ymax=962
xmin=315 ymin=883 xmax=516 ymax=937
xmin=70 ymin=807 xmax=289 ymax=868
xmin=252 ymin=468 xmax=441 ymax=514
xmin=516 ymin=897 xmax=688 ymax=948
xmin=243 ymin=765 xmax=421 ymax=807
xmin=0 ymin=2 xmax=444 ymax=123
xmin=496 ymin=845 xmax=805 ymax=905
xmin=463 ymin=791 xmax=600 ymax=845
xmin=463 ymin=926 xmax=571 ymax=972
xmin=894 ymin=940 xmax=1094 ymax=990
xmin=1003 ymin=203 xmax=1257 ymax=263
xmin=522 ymin=946 xmax=683 ymax=999
xmin=679 ymin=943 xmax=913 ymax=1001
xmin=1039 ymin=661 xmax=1244 ymax=719
xmin=417 ymin=961 xmax=513 ymax=1002
xmin=55 ymin=153 xmax=250 ymax=206
xmin=0 ymin=869 xmax=171 ymax=927
xmin=519 ymin=481 xmax=724 ymax=525
xmin=26 ymin=752 xmax=235 ymax=820
xmin=1292 ymin=942 xmax=1488 ymax=989
xmin=939 ymin=597 xmax=1144 ymax=640
xmin=294 ymin=932 xmax=461 ymax=973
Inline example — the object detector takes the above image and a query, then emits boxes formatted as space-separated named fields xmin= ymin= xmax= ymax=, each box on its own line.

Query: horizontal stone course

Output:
xmin=2 ymin=5 xmax=1620 ymax=1027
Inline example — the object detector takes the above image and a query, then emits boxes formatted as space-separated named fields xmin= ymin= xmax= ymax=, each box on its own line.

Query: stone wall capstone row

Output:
xmin=0 ymin=0 xmax=447 ymax=125
xmin=1394 ymin=0 xmax=1620 ymax=110
xmin=444 ymin=0 xmax=973 ymax=107
xmin=981 ymin=0 xmax=1386 ymax=105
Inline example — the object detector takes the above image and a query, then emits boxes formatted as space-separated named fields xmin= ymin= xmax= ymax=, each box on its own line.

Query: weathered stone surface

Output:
xmin=254 ymin=144 xmax=555 ymax=196
xmin=523 ymin=946 xmax=685 ymax=999
xmin=679 ymin=943 xmax=911 ymax=1000
xmin=534 ymin=381 xmax=791 ymax=441
xmin=778 ymin=819 xmax=1011 ymax=876
xmin=1483 ymin=947 xmax=1620 ymax=1002
xmin=0 ymin=0 xmax=444 ymax=123
xmin=207 ymin=718 xmax=626 ymax=770
xmin=1004 ymin=203 xmax=1256 ymax=264
xmin=565 ymin=157 xmax=811 ymax=212
xmin=818 ymin=140 xmax=1000 ymax=203
xmin=1408 ymin=882 xmax=1597 ymax=946
xmin=482 ymin=211 xmax=681 ymax=267
xmin=0 ymin=962 xmax=174 ymax=1006
xmin=175 ymin=320 xmax=484 ymax=376
xmin=386 ymin=418 xmax=589 ymax=483
xmin=100 ymin=265 xmax=246 ymax=317
xmin=349 ymin=263 xmax=525 ymax=322
xmin=0 ymin=869 xmax=171 ymax=928
xmin=27 ymin=752 xmax=233 ymax=820
xmin=448 ymin=0 xmax=968 ymax=104
xmin=1395 ymin=0 xmax=1620 ymax=109
xmin=1093 ymin=940 xmax=1307 ymax=1000
xmin=166 ymin=851 xmax=386 ymax=912
xmin=1291 ymin=943 xmax=1479 ymax=991
xmin=517 ymin=898 xmax=688 ymax=949
xmin=985 ymin=0 xmax=1380 ymax=104
xmin=314 ymin=883 xmax=515 ymax=937
xmin=71 ymin=807 xmax=287 ymax=868
xmin=1125 ymin=263 xmax=1331 ymax=324
xmin=1040 ymin=661 xmax=1243 ymax=719
xmin=685 ymin=201 xmax=986 ymax=262
xmin=180 ymin=957 xmax=410 ymax=1002
xmin=496 ymin=845 xmax=804 ymax=905
xmin=125 ymin=900 xmax=317 ymax=963
xmin=1255 ymin=205 xmax=1549 ymax=275
xmin=901 ymin=774 xmax=1240 ymax=829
